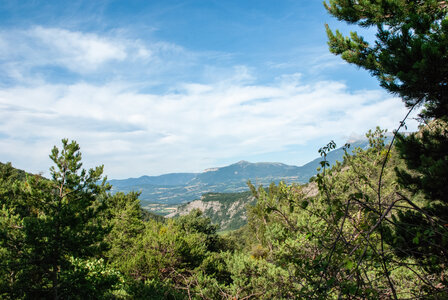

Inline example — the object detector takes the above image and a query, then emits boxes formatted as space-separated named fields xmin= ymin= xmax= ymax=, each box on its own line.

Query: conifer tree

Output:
xmin=0 ymin=139 xmax=112 ymax=299
xmin=325 ymin=1 xmax=448 ymax=295
xmin=325 ymin=0 xmax=448 ymax=118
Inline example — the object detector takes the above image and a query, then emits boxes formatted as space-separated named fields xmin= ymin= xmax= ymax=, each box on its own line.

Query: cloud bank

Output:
xmin=0 ymin=27 xmax=419 ymax=178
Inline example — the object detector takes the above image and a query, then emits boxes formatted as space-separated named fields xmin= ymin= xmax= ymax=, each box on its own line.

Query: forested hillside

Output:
xmin=1 ymin=1 xmax=447 ymax=299
xmin=2 ymin=125 xmax=447 ymax=299
xmin=166 ymin=191 xmax=256 ymax=232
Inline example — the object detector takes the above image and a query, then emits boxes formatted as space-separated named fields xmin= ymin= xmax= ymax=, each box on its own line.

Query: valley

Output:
xmin=109 ymin=139 xmax=370 ymax=208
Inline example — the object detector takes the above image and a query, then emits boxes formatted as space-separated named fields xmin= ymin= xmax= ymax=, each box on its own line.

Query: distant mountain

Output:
xmin=193 ymin=160 xmax=302 ymax=184
xmin=164 ymin=138 xmax=389 ymax=231
xmin=109 ymin=139 xmax=371 ymax=205
xmin=298 ymin=140 xmax=370 ymax=178
xmin=109 ymin=173 xmax=197 ymax=188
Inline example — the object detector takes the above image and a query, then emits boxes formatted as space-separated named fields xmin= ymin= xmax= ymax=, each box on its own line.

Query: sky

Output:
xmin=0 ymin=0 xmax=420 ymax=179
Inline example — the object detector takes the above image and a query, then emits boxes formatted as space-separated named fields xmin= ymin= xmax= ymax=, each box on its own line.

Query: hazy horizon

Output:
xmin=0 ymin=0 xmax=420 ymax=178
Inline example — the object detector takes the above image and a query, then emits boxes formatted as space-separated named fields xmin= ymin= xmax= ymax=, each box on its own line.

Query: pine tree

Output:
xmin=0 ymin=139 xmax=113 ymax=299
xmin=393 ymin=118 xmax=448 ymax=278
xmin=325 ymin=1 xmax=448 ymax=295
xmin=325 ymin=0 xmax=448 ymax=118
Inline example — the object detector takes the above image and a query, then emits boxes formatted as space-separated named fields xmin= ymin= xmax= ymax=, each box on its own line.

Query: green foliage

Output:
xmin=325 ymin=2 xmax=448 ymax=297
xmin=224 ymin=129 xmax=446 ymax=299
xmin=390 ymin=118 xmax=448 ymax=282
xmin=396 ymin=118 xmax=448 ymax=202
xmin=0 ymin=140 xmax=115 ymax=298
xmin=1 ymin=129 xmax=447 ymax=298
xmin=325 ymin=0 xmax=448 ymax=119
xmin=0 ymin=162 xmax=26 ymax=182
xmin=59 ymin=257 xmax=123 ymax=299
xmin=141 ymin=208 xmax=165 ymax=222
xmin=104 ymin=191 xmax=145 ymax=272
xmin=104 ymin=209 xmax=228 ymax=298
xmin=3 ymin=1 xmax=448 ymax=298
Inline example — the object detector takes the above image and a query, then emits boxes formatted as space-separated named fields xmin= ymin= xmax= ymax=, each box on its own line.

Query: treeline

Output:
xmin=1 ymin=123 xmax=447 ymax=299
xmin=1 ymin=0 xmax=448 ymax=298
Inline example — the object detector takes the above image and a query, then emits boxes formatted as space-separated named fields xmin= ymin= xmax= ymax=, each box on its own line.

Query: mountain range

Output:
xmin=109 ymin=139 xmax=370 ymax=205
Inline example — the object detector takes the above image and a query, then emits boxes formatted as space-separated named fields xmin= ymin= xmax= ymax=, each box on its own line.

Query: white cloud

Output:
xmin=0 ymin=26 xmax=186 ymax=79
xmin=31 ymin=27 xmax=128 ymax=68
xmin=0 ymin=26 xmax=421 ymax=178
xmin=0 ymin=73 xmax=420 ymax=178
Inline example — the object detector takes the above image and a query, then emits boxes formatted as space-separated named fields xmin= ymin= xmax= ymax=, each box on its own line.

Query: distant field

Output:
xmin=143 ymin=203 xmax=179 ymax=216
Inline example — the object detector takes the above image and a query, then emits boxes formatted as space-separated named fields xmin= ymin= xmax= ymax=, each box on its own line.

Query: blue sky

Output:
xmin=0 ymin=0 xmax=419 ymax=178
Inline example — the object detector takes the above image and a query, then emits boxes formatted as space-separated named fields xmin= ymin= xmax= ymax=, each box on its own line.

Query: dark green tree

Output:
xmin=325 ymin=0 xmax=448 ymax=119
xmin=175 ymin=209 xmax=219 ymax=252
xmin=0 ymin=162 xmax=28 ymax=298
xmin=0 ymin=139 xmax=114 ymax=299
xmin=325 ymin=1 xmax=448 ymax=296
xmin=392 ymin=119 xmax=448 ymax=283
xmin=104 ymin=191 xmax=145 ymax=271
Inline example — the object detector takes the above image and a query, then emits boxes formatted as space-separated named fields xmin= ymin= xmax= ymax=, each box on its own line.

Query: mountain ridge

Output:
xmin=109 ymin=139 xmax=372 ymax=205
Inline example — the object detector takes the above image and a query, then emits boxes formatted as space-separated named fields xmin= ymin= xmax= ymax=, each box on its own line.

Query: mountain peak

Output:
xmin=110 ymin=142 xmax=363 ymax=204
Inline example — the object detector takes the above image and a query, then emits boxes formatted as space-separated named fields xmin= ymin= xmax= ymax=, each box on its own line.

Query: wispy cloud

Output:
xmin=30 ymin=27 xmax=128 ymax=69
xmin=0 ymin=65 xmax=419 ymax=178
xmin=0 ymin=0 xmax=424 ymax=182
xmin=0 ymin=26 xmax=190 ymax=85
xmin=0 ymin=26 xmax=420 ymax=178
